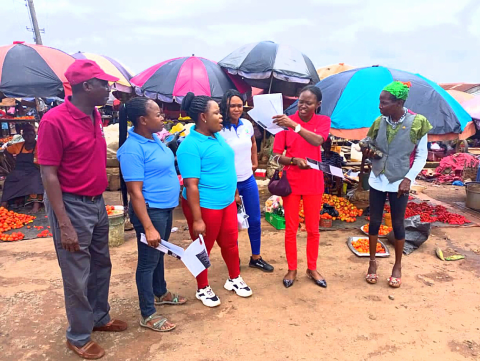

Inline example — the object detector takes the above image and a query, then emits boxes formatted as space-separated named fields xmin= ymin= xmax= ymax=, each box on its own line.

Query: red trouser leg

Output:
xmin=216 ymin=202 xmax=240 ymax=280
xmin=302 ymin=194 xmax=323 ymax=270
xmin=182 ymin=198 xmax=221 ymax=289
xmin=283 ymin=194 xmax=302 ymax=270
xmin=181 ymin=198 xmax=240 ymax=289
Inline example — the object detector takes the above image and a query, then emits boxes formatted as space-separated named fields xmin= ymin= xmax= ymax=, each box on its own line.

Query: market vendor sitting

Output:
xmin=321 ymin=136 xmax=343 ymax=195
xmin=1 ymin=124 xmax=44 ymax=213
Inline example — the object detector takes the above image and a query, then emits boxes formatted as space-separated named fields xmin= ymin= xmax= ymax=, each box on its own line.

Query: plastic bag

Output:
xmin=320 ymin=203 xmax=339 ymax=217
xmin=264 ymin=195 xmax=283 ymax=213
xmin=237 ymin=196 xmax=249 ymax=230
xmin=386 ymin=215 xmax=431 ymax=255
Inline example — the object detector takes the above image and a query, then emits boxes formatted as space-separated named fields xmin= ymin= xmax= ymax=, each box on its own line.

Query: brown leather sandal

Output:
xmin=66 ymin=340 xmax=105 ymax=360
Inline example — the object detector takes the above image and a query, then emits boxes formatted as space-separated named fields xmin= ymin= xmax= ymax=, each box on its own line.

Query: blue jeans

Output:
xmin=237 ymin=175 xmax=261 ymax=255
xmin=130 ymin=204 xmax=173 ymax=318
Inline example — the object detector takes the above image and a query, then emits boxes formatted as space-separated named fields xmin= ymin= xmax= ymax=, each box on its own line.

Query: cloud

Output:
xmin=0 ymin=0 xmax=478 ymax=82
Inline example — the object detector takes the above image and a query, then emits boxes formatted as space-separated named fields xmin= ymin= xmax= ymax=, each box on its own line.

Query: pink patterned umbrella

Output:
xmin=462 ymin=96 xmax=480 ymax=120
xmin=131 ymin=56 xmax=250 ymax=104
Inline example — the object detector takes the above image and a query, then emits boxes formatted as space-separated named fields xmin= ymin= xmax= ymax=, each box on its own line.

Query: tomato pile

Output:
xmin=37 ymin=229 xmax=52 ymax=238
xmin=320 ymin=213 xmax=333 ymax=220
xmin=362 ymin=224 xmax=392 ymax=236
xmin=0 ymin=136 xmax=13 ymax=144
xmin=385 ymin=201 xmax=471 ymax=225
xmin=322 ymin=195 xmax=363 ymax=223
xmin=351 ymin=238 xmax=386 ymax=254
xmin=0 ymin=232 xmax=25 ymax=241
xmin=106 ymin=205 xmax=115 ymax=216
xmin=0 ymin=207 xmax=36 ymax=242
xmin=0 ymin=207 xmax=35 ymax=232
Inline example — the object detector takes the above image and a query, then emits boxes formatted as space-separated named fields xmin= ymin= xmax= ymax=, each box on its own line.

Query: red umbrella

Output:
xmin=131 ymin=56 xmax=250 ymax=104
xmin=0 ymin=41 xmax=74 ymax=98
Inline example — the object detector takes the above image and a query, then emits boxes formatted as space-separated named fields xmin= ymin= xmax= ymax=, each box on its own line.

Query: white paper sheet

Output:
xmin=182 ymin=237 xmax=211 ymax=277
xmin=306 ymin=157 xmax=344 ymax=178
xmin=306 ymin=157 xmax=320 ymax=170
xmin=140 ymin=234 xmax=210 ymax=277
xmin=329 ymin=165 xmax=344 ymax=179
xmin=247 ymin=93 xmax=286 ymax=135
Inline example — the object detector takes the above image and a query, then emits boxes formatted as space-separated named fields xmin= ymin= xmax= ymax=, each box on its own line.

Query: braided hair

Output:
xmin=119 ymin=97 xmax=151 ymax=129
xmin=118 ymin=97 xmax=154 ymax=213
xmin=220 ymin=89 xmax=243 ymax=130
xmin=180 ymin=92 xmax=212 ymax=124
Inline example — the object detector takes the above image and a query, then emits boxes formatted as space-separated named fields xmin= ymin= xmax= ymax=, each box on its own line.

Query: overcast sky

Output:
xmin=3 ymin=0 xmax=480 ymax=83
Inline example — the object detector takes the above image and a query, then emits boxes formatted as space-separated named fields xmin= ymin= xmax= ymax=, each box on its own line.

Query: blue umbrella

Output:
xmin=285 ymin=66 xmax=472 ymax=139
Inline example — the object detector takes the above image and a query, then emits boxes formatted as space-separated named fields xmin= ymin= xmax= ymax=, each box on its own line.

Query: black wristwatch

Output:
xmin=290 ymin=157 xmax=295 ymax=165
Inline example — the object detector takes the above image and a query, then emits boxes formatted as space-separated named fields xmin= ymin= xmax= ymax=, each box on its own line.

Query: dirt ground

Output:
xmin=2 ymin=186 xmax=480 ymax=361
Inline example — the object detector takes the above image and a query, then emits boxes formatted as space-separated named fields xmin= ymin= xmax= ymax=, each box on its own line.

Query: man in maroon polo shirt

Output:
xmin=38 ymin=60 xmax=127 ymax=360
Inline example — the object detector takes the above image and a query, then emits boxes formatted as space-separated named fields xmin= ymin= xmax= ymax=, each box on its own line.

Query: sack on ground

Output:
xmin=386 ymin=215 xmax=431 ymax=255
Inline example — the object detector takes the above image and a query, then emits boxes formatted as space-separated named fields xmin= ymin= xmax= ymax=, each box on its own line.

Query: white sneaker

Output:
xmin=196 ymin=286 xmax=221 ymax=307
xmin=224 ymin=276 xmax=253 ymax=297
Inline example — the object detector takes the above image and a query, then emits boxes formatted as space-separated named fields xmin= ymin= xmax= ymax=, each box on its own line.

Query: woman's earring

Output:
xmin=204 ymin=120 xmax=207 ymax=123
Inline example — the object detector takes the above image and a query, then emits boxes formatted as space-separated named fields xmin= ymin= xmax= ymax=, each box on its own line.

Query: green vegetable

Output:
xmin=445 ymin=255 xmax=465 ymax=261
xmin=435 ymin=247 xmax=445 ymax=261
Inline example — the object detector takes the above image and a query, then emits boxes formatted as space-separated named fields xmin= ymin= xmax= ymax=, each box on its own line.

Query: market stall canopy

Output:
xmin=131 ymin=56 xmax=250 ymax=104
xmin=462 ymin=96 xmax=480 ymax=120
xmin=218 ymin=41 xmax=319 ymax=97
xmin=72 ymin=52 xmax=133 ymax=93
xmin=285 ymin=66 xmax=473 ymax=141
xmin=0 ymin=42 xmax=74 ymax=98
xmin=317 ymin=63 xmax=356 ymax=80
xmin=446 ymin=90 xmax=474 ymax=104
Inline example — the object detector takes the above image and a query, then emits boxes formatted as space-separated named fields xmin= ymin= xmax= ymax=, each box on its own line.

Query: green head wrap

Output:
xmin=382 ymin=81 xmax=411 ymax=101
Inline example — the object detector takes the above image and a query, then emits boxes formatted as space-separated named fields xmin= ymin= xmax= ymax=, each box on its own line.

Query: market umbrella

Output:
xmin=131 ymin=56 xmax=250 ymax=104
xmin=218 ymin=41 xmax=319 ymax=96
xmin=0 ymin=41 xmax=74 ymax=98
xmin=317 ymin=63 xmax=355 ymax=80
xmin=285 ymin=66 xmax=473 ymax=140
xmin=72 ymin=52 xmax=133 ymax=93
xmin=446 ymin=90 xmax=474 ymax=104
xmin=461 ymin=96 xmax=480 ymax=120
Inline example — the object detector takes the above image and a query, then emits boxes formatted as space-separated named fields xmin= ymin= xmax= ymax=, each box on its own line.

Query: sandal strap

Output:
xmin=153 ymin=318 xmax=167 ymax=329
xmin=144 ymin=314 xmax=168 ymax=330
xmin=157 ymin=291 xmax=181 ymax=303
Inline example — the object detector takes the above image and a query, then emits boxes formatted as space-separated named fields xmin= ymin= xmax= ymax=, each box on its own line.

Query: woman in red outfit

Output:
xmin=272 ymin=85 xmax=331 ymax=289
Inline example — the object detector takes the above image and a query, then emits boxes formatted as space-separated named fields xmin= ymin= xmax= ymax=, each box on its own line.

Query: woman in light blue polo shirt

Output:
xmin=220 ymin=89 xmax=273 ymax=272
xmin=117 ymin=98 xmax=186 ymax=332
xmin=177 ymin=92 xmax=253 ymax=308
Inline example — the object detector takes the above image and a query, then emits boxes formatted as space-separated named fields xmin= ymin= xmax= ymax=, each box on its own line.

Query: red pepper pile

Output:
xmin=384 ymin=202 xmax=470 ymax=225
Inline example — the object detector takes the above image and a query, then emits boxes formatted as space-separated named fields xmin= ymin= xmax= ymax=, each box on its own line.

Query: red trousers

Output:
xmin=283 ymin=194 xmax=323 ymax=270
xmin=182 ymin=198 xmax=240 ymax=289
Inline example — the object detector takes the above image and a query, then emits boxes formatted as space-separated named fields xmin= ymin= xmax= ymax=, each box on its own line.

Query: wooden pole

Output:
xmin=26 ymin=0 xmax=43 ymax=45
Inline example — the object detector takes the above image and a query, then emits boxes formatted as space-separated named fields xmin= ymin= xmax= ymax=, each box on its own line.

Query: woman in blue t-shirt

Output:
xmin=177 ymin=92 xmax=253 ymax=308
xmin=117 ymin=98 xmax=186 ymax=332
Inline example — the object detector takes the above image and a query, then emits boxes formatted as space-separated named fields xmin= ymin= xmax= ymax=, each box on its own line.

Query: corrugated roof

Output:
xmin=440 ymin=83 xmax=480 ymax=92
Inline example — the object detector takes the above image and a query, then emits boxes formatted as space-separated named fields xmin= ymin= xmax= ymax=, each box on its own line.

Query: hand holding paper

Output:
xmin=140 ymin=234 xmax=211 ymax=277
xmin=248 ymin=93 xmax=286 ymax=135
xmin=306 ymin=157 xmax=344 ymax=179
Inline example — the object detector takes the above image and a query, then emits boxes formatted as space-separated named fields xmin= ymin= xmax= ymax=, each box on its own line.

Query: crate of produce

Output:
xmin=265 ymin=212 xmax=286 ymax=230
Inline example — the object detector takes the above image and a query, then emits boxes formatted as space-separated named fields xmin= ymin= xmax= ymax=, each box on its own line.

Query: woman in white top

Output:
xmin=220 ymin=90 xmax=274 ymax=272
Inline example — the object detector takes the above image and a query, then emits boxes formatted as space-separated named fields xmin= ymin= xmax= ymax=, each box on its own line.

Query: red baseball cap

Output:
xmin=65 ymin=59 xmax=119 ymax=85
